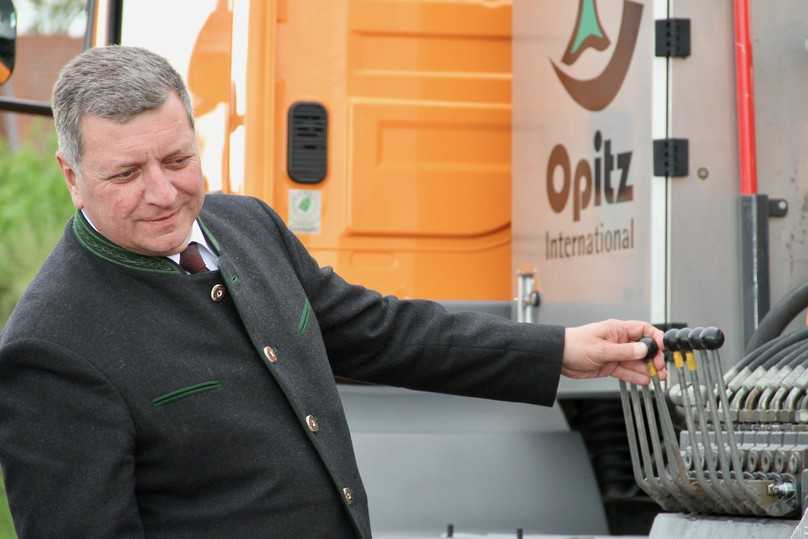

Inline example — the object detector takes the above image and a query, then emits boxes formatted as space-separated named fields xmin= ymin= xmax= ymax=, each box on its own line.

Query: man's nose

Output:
xmin=142 ymin=164 xmax=177 ymax=206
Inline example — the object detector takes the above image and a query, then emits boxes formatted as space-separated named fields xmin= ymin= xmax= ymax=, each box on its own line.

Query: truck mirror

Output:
xmin=0 ymin=0 xmax=15 ymax=86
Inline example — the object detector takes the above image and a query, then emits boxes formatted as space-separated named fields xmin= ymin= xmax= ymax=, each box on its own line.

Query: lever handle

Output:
xmin=640 ymin=336 xmax=659 ymax=359
xmin=701 ymin=327 xmax=725 ymax=350
xmin=663 ymin=329 xmax=680 ymax=352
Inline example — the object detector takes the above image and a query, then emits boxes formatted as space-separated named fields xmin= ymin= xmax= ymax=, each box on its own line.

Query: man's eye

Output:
xmin=112 ymin=169 xmax=137 ymax=181
xmin=169 ymin=156 xmax=191 ymax=167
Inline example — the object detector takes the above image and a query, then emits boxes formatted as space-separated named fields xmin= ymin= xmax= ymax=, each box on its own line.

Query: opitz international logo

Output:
xmin=552 ymin=0 xmax=643 ymax=111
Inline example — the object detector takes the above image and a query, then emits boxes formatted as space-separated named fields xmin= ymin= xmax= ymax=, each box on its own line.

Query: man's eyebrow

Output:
xmin=162 ymin=148 xmax=193 ymax=159
xmin=109 ymin=160 xmax=141 ymax=170
xmin=95 ymin=143 xmax=196 ymax=174
xmin=97 ymin=160 xmax=141 ymax=176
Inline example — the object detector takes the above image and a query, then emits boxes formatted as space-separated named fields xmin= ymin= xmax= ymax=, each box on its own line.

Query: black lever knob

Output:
xmin=676 ymin=328 xmax=693 ymax=351
xmin=639 ymin=336 xmax=658 ymax=360
xmin=701 ymin=327 xmax=725 ymax=350
xmin=689 ymin=327 xmax=705 ymax=350
xmin=663 ymin=329 xmax=680 ymax=352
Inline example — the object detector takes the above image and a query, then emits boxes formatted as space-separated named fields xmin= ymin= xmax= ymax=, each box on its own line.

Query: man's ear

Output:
xmin=56 ymin=151 xmax=83 ymax=209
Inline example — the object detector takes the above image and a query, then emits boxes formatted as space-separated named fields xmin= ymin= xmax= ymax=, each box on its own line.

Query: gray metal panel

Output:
xmin=750 ymin=1 xmax=808 ymax=340
xmin=556 ymin=376 xmax=620 ymax=398
xmin=339 ymin=385 xmax=570 ymax=433
xmin=439 ymin=300 xmax=512 ymax=320
xmin=353 ymin=432 xmax=605 ymax=535
xmin=649 ymin=514 xmax=797 ymax=539
xmin=512 ymin=1 xmax=808 ymax=378
xmin=513 ymin=1 xmax=663 ymax=394
xmin=338 ymin=385 xmax=607 ymax=535
xmin=668 ymin=1 xmax=743 ymax=364
xmin=668 ymin=1 xmax=808 ymax=365
xmin=513 ymin=0 xmax=659 ymax=328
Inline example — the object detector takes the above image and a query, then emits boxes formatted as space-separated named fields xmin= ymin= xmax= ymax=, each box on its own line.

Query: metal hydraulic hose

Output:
xmin=746 ymin=282 xmax=808 ymax=353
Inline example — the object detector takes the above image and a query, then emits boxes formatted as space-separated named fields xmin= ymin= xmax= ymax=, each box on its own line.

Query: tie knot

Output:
xmin=179 ymin=242 xmax=208 ymax=274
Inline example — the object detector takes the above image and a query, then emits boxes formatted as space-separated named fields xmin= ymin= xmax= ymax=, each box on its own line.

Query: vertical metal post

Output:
xmin=740 ymin=194 xmax=771 ymax=347
xmin=515 ymin=271 xmax=539 ymax=323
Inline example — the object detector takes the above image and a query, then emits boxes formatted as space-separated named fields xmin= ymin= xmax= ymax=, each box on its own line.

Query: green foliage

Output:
xmin=0 ymin=123 xmax=73 ymax=538
xmin=0 ymin=125 xmax=74 ymax=327
xmin=24 ymin=0 xmax=86 ymax=34
xmin=0 ymin=478 xmax=13 ymax=539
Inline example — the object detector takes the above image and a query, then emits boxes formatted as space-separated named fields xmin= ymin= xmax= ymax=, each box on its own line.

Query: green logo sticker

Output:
xmin=289 ymin=189 xmax=322 ymax=234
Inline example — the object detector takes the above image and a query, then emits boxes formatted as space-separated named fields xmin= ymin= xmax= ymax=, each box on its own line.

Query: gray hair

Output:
xmin=52 ymin=45 xmax=194 ymax=168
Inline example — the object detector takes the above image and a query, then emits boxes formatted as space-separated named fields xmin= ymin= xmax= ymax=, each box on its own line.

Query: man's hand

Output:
xmin=562 ymin=319 xmax=666 ymax=385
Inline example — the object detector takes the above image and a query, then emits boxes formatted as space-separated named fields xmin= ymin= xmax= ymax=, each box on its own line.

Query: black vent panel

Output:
xmin=288 ymin=102 xmax=327 ymax=184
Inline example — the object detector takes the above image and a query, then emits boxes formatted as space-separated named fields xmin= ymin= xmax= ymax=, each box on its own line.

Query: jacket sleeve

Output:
xmin=259 ymin=200 xmax=564 ymax=406
xmin=0 ymin=338 xmax=145 ymax=539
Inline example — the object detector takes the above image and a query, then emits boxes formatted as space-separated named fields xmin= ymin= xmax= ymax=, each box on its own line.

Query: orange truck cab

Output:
xmin=0 ymin=1 xmax=639 ymax=536
xmin=99 ymin=0 xmax=513 ymax=303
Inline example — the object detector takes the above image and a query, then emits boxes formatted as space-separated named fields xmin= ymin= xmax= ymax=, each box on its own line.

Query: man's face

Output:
xmin=58 ymin=93 xmax=205 ymax=257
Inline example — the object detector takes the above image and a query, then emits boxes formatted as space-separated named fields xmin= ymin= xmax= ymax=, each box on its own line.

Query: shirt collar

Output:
xmin=167 ymin=221 xmax=213 ymax=264
xmin=79 ymin=209 xmax=214 ymax=264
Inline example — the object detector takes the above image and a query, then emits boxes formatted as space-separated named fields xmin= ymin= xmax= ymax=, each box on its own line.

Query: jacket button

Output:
xmin=305 ymin=414 xmax=319 ymax=432
xmin=210 ymin=284 xmax=226 ymax=302
xmin=342 ymin=487 xmax=354 ymax=505
xmin=263 ymin=346 xmax=278 ymax=363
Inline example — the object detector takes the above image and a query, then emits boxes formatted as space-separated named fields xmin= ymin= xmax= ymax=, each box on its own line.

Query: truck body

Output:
xmin=5 ymin=0 xmax=808 ymax=536
xmin=107 ymin=0 xmax=513 ymax=302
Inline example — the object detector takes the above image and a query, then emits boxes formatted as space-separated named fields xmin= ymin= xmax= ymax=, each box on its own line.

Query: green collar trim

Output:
xmin=72 ymin=211 xmax=191 ymax=274
xmin=197 ymin=217 xmax=221 ymax=255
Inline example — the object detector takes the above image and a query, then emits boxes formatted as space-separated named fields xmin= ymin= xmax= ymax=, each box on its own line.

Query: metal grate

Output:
xmin=287 ymin=102 xmax=327 ymax=184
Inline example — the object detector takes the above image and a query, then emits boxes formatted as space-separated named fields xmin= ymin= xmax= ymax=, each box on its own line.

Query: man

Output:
xmin=0 ymin=46 xmax=664 ymax=538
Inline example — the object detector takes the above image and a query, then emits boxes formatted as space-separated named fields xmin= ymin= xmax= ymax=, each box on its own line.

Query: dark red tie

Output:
xmin=179 ymin=242 xmax=208 ymax=274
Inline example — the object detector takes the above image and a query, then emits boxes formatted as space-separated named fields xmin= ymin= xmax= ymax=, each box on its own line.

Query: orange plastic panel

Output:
xmin=118 ymin=0 xmax=233 ymax=193
xmin=266 ymin=0 xmax=512 ymax=300
xmin=348 ymin=100 xmax=510 ymax=237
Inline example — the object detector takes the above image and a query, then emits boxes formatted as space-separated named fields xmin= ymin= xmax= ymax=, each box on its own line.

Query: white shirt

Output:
xmin=80 ymin=209 xmax=219 ymax=271
xmin=166 ymin=221 xmax=219 ymax=271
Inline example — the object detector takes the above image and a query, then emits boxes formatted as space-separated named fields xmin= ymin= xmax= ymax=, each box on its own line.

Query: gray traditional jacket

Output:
xmin=0 ymin=194 xmax=564 ymax=538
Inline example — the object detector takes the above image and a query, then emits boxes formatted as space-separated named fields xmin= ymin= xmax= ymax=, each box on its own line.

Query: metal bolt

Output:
xmin=774 ymin=451 xmax=785 ymax=473
xmin=760 ymin=450 xmax=773 ymax=473
xmin=697 ymin=167 xmax=709 ymax=180
xmin=789 ymin=453 xmax=801 ymax=475
xmin=746 ymin=451 xmax=759 ymax=473
xmin=767 ymin=482 xmax=796 ymax=497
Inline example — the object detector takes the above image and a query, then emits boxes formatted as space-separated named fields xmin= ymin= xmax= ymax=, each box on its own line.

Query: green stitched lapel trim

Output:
xmin=72 ymin=211 xmax=183 ymax=274
xmin=297 ymin=299 xmax=312 ymax=335
xmin=197 ymin=216 xmax=221 ymax=255
xmin=152 ymin=381 xmax=223 ymax=407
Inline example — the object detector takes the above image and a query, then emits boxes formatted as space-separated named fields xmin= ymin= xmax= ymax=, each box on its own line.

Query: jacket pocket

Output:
xmin=152 ymin=380 xmax=223 ymax=407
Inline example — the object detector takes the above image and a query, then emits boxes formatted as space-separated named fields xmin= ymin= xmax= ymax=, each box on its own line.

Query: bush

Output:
xmin=0 ymin=479 xmax=12 ymax=539
xmin=0 ymin=126 xmax=74 ymax=325
xmin=0 ymin=123 xmax=75 ymax=538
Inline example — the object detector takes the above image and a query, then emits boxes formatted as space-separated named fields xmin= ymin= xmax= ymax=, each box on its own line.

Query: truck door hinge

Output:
xmin=653 ymin=139 xmax=689 ymax=177
xmin=655 ymin=19 xmax=691 ymax=58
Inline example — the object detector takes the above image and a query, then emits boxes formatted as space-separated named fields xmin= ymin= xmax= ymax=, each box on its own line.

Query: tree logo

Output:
xmin=552 ymin=0 xmax=643 ymax=111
